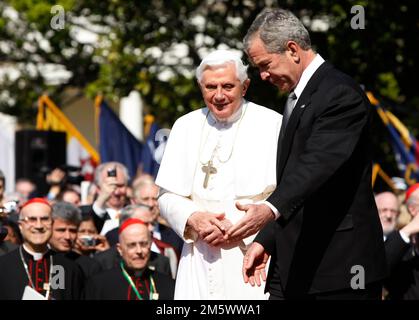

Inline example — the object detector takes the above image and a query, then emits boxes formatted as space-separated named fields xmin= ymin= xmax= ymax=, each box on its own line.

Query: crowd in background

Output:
xmin=1 ymin=162 xmax=419 ymax=300
xmin=0 ymin=163 xmax=180 ymax=299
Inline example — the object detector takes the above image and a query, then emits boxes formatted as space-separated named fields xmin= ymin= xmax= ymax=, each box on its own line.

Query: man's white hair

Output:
xmin=195 ymin=49 xmax=248 ymax=83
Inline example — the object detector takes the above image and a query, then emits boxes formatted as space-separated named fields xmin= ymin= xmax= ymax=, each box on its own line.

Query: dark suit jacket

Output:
xmin=256 ymin=61 xmax=387 ymax=298
xmin=105 ymin=223 xmax=183 ymax=256
xmin=384 ymin=231 xmax=419 ymax=300
xmin=79 ymin=205 xmax=109 ymax=234
xmin=159 ymin=223 xmax=183 ymax=256
xmin=84 ymin=267 xmax=175 ymax=300
xmin=0 ymin=248 xmax=83 ymax=300
xmin=93 ymin=246 xmax=172 ymax=277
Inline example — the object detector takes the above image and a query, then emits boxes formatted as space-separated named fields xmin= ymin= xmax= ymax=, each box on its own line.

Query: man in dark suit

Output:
xmin=0 ymin=198 xmax=83 ymax=300
xmin=227 ymin=8 xmax=387 ymax=299
xmin=384 ymin=183 xmax=419 ymax=299
xmin=84 ymin=218 xmax=174 ymax=300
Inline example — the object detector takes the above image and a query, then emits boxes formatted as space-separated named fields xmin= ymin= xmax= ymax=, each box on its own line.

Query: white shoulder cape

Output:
xmin=156 ymin=100 xmax=282 ymax=198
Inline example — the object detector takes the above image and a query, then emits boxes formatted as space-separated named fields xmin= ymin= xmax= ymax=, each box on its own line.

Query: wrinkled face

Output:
xmin=117 ymin=224 xmax=151 ymax=271
xmin=49 ymin=218 xmax=78 ymax=252
xmin=62 ymin=191 xmax=81 ymax=206
xmin=247 ymin=36 xmax=300 ymax=93
xmin=135 ymin=184 xmax=159 ymax=220
xmin=375 ymin=193 xmax=399 ymax=235
xmin=100 ymin=165 xmax=128 ymax=209
xmin=19 ymin=203 xmax=52 ymax=249
xmin=199 ymin=63 xmax=249 ymax=121
xmin=131 ymin=208 xmax=156 ymax=233
xmin=77 ymin=219 xmax=98 ymax=237
xmin=16 ymin=181 xmax=35 ymax=200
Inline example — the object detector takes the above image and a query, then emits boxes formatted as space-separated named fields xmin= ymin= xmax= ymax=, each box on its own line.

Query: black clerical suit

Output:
xmin=84 ymin=266 xmax=174 ymax=300
xmin=0 ymin=247 xmax=83 ymax=299
xmin=94 ymin=245 xmax=172 ymax=277
xmin=105 ymin=223 xmax=183 ymax=256
xmin=256 ymin=61 xmax=387 ymax=298
xmin=384 ymin=231 xmax=419 ymax=300
xmin=65 ymin=251 xmax=103 ymax=286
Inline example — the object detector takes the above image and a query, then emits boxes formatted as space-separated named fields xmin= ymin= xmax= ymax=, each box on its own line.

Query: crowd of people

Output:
xmin=0 ymin=7 xmax=418 ymax=300
xmin=0 ymin=163 xmax=179 ymax=300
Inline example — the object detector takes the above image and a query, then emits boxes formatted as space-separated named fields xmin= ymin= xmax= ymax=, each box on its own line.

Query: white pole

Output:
xmin=120 ymin=90 xmax=143 ymax=141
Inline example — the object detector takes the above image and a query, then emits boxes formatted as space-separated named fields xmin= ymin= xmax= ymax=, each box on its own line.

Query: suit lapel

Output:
xmin=276 ymin=62 xmax=334 ymax=181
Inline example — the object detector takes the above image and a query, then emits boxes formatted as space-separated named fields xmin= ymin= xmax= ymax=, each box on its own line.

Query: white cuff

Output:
xmin=92 ymin=201 xmax=107 ymax=218
xmin=158 ymin=192 xmax=200 ymax=243
xmin=399 ymin=230 xmax=411 ymax=244
xmin=259 ymin=200 xmax=280 ymax=220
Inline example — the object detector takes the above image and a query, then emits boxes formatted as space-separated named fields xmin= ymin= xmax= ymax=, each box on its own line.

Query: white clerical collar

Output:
xmin=293 ymin=54 xmax=325 ymax=100
xmin=208 ymin=99 xmax=245 ymax=128
xmin=22 ymin=244 xmax=49 ymax=261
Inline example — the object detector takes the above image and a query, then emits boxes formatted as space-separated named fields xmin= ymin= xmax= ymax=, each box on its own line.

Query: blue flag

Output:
xmin=372 ymin=97 xmax=419 ymax=185
xmin=98 ymin=100 xmax=144 ymax=179
xmin=141 ymin=122 xmax=167 ymax=178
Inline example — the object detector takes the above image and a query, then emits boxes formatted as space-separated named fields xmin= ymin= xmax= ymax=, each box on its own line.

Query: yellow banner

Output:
xmin=36 ymin=95 xmax=100 ymax=163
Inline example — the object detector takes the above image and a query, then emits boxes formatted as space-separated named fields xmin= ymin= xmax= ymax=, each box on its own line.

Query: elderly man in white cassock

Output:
xmin=156 ymin=49 xmax=282 ymax=300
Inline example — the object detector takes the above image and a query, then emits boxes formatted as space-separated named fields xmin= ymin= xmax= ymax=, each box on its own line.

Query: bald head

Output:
xmin=375 ymin=192 xmax=400 ymax=236
xmin=117 ymin=222 xmax=151 ymax=271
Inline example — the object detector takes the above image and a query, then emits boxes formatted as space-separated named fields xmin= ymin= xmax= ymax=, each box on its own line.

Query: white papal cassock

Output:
xmin=156 ymin=100 xmax=282 ymax=300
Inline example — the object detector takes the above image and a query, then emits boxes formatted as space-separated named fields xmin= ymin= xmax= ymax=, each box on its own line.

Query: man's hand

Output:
xmin=94 ymin=234 xmax=110 ymax=252
xmin=95 ymin=177 xmax=118 ymax=209
xmin=187 ymin=211 xmax=228 ymax=246
xmin=203 ymin=218 xmax=233 ymax=246
xmin=226 ymin=203 xmax=274 ymax=242
xmin=401 ymin=213 xmax=419 ymax=237
xmin=46 ymin=168 xmax=66 ymax=185
xmin=243 ymin=242 xmax=270 ymax=286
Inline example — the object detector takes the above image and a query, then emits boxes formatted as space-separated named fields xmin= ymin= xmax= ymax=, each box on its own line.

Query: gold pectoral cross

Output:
xmin=202 ymin=160 xmax=217 ymax=188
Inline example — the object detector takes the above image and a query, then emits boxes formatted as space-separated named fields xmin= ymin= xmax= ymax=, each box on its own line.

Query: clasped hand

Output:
xmin=188 ymin=203 xmax=274 ymax=246
xmin=187 ymin=211 xmax=232 ymax=246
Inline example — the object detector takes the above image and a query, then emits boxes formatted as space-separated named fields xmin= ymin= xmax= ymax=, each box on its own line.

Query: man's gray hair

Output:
xmin=119 ymin=204 xmax=152 ymax=225
xmin=196 ymin=49 xmax=248 ymax=83
xmin=94 ymin=162 xmax=130 ymax=186
xmin=243 ymin=8 xmax=311 ymax=55
xmin=133 ymin=177 xmax=158 ymax=200
xmin=52 ymin=201 xmax=82 ymax=226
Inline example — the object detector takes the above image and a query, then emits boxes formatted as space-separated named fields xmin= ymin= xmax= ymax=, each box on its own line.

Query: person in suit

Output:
xmin=229 ymin=7 xmax=387 ymax=299
xmin=132 ymin=176 xmax=184 ymax=256
xmin=384 ymin=183 xmax=419 ymax=299
xmin=89 ymin=162 xmax=131 ymax=235
xmin=84 ymin=218 xmax=174 ymax=300
xmin=375 ymin=191 xmax=401 ymax=240
xmin=0 ymin=198 xmax=83 ymax=300
xmin=95 ymin=204 xmax=172 ymax=277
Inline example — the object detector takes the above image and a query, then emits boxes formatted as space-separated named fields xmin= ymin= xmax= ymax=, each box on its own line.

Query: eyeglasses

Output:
xmin=20 ymin=216 xmax=52 ymax=225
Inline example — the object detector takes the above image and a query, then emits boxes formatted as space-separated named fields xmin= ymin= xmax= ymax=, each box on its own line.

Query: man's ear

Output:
xmin=116 ymin=242 xmax=123 ymax=256
xmin=286 ymin=41 xmax=300 ymax=63
xmin=242 ymin=79 xmax=251 ymax=96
